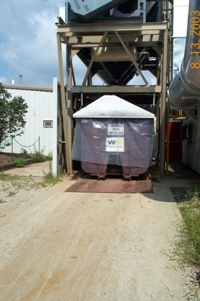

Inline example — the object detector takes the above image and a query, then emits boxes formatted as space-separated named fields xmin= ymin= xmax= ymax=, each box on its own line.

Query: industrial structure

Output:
xmin=55 ymin=0 xmax=200 ymax=178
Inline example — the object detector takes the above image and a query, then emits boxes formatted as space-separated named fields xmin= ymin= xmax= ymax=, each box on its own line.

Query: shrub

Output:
xmin=15 ymin=157 xmax=27 ymax=167
xmin=34 ymin=149 xmax=46 ymax=162
xmin=20 ymin=148 xmax=28 ymax=158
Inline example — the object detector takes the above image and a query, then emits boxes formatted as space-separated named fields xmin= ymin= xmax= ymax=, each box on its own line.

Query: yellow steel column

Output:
xmin=160 ymin=26 xmax=168 ymax=177
xmin=66 ymin=44 xmax=73 ymax=174
xmin=57 ymin=33 xmax=71 ymax=174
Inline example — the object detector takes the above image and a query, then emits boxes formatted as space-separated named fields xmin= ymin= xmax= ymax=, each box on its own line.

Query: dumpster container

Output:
xmin=72 ymin=95 xmax=155 ymax=179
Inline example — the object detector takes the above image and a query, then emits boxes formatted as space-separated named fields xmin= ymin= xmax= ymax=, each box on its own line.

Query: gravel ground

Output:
xmin=0 ymin=161 xmax=54 ymax=218
xmin=0 ymin=163 xmax=199 ymax=300
xmin=0 ymin=174 xmax=51 ymax=218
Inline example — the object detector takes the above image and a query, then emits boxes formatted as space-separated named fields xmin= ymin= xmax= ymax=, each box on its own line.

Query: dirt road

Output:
xmin=0 ymin=163 xmax=193 ymax=300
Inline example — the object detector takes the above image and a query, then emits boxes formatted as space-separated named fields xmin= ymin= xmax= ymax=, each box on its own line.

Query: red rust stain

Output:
xmin=66 ymin=179 xmax=153 ymax=193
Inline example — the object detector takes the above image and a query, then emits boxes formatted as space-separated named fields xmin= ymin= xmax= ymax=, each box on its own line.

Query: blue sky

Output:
xmin=0 ymin=0 xmax=156 ymax=87
xmin=0 ymin=0 xmax=65 ymax=86
xmin=0 ymin=0 xmax=103 ymax=87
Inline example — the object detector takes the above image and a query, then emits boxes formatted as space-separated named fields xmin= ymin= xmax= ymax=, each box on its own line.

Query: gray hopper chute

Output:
xmin=168 ymin=0 xmax=200 ymax=109
xmin=70 ymin=0 xmax=127 ymax=22
xmin=69 ymin=0 xmax=156 ymax=22
xmin=92 ymin=46 xmax=137 ymax=62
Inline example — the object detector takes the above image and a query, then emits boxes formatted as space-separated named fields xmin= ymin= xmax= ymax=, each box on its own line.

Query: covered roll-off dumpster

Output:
xmin=72 ymin=95 xmax=155 ymax=180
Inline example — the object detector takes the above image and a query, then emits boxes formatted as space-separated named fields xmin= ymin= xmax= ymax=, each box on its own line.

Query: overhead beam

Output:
xmin=71 ymin=85 xmax=161 ymax=94
xmin=56 ymin=22 xmax=168 ymax=34
xmin=67 ymin=34 xmax=163 ymax=46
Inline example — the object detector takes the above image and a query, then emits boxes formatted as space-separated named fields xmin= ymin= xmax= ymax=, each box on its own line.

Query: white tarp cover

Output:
xmin=73 ymin=95 xmax=155 ymax=119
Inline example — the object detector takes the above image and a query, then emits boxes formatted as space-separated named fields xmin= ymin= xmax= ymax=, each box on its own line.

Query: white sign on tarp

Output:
xmin=106 ymin=137 xmax=124 ymax=152
xmin=107 ymin=123 xmax=124 ymax=135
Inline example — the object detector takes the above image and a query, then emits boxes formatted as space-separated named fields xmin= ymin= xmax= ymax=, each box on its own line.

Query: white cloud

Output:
xmin=0 ymin=77 xmax=7 ymax=84
xmin=0 ymin=1 xmax=157 ymax=87
xmin=0 ymin=0 xmax=66 ymax=86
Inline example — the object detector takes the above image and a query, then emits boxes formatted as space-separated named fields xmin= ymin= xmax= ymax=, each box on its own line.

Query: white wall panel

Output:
xmin=3 ymin=81 xmax=57 ymax=156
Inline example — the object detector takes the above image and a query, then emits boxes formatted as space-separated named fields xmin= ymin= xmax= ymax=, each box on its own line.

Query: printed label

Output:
xmin=106 ymin=137 xmax=124 ymax=152
xmin=107 ymin=124 xmax=124 ymax=135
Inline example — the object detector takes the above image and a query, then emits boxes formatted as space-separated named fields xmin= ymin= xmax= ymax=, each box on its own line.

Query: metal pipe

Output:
xmin=169 ymin=0 xmax=200 ymax=108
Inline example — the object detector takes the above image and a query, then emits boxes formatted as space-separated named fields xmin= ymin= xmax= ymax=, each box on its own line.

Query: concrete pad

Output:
xmin=4 ymin=161 xmax=50 ymax=177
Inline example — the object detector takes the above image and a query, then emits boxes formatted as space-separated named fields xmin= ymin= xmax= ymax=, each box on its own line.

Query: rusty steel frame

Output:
xmin=56 ymin=20 xmax=168 ymax=177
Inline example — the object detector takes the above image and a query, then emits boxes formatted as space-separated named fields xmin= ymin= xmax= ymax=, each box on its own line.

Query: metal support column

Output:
xmin=66 ymin=45 xmax=73 ymax=174
xmin=160 ymin=28 xmax=168 ymax=177
xmin=57 ymin=33 xmax=71 ymax=174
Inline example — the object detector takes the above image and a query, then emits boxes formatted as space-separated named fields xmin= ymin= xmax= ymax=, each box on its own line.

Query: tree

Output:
xmin=0 ymin=83 xmax=28 ymax=145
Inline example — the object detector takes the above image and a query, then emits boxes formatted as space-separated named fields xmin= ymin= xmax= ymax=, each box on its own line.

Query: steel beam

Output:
xmin=159 ymin=28 xmax=168 ymax=177
xmin=57 ymin=33 xmax=71 ymax=175
xmin=66 ymin=45 xmax=73 ymax=175
xmin=82 ymin=32 xmax=108 ymax=88
xmin=114 ymin=31 xmax=148 ymax=85
xmin=67 ymin=34 xmax=163 ymax=46
xmin=56 ymin=22 xmax=168 ymax=34
xmin=72 ymin=85 xmax=161 ymax=94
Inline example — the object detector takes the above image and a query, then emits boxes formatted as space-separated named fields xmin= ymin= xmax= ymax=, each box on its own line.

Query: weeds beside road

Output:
xmin=171 ymin=186 xmax=200 ymax=300
xmin=0 ymin=166 xmax=60 ymax=218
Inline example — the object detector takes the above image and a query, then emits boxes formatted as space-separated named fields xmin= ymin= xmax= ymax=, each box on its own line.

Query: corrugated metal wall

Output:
xmin=3 ymin=81 xmax=57 ymax=157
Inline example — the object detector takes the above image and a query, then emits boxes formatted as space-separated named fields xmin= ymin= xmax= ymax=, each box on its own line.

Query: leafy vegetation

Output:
xmin=0 ymin=83 xmax=28 ymax=145
xmin=15 ymin=157 xmax=27 ymax=167
xmin=42 ymin=160 xmax=60 ymax=186
xmin=20 ymin=148 xmax=28 ymax=158
xmin=34 ymin=148 xmax=48 ymax=162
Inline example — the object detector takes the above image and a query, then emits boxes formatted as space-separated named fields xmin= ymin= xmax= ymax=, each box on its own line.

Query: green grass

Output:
xmin=171 ymin=187 xmax=200 ymax=300
xmin=0 ymin=163 xmax=60 ymax=192
xmin=0 ymin=172 xmax=6 ymax=180
xmin=15 ymin=157 xmax=27 ymax=167
xmin=42 ymin=160 xmax=60 ymax=186
xmin=42 ymin=171 xmax=60 ymax=187
xmin=171 ymin=187 xmax=200 ymax=267
xmin=7 ymin=191 xmax=16 ymax=197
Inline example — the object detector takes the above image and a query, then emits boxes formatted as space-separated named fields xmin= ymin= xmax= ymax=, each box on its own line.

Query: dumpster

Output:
xmin=72 ymin=95 xmax=155 ymax=179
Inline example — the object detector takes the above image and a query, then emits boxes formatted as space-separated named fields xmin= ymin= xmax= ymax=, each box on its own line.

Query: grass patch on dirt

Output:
xmin=0 ymin=171 xmax=60 ymax=193
xmin=171 ymin=186 xmax=200 ymax=300
xmin=171 ymin=186 xmax=200 ymax=267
